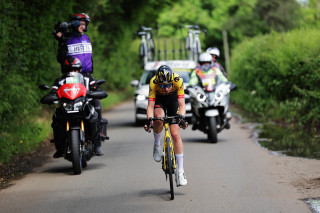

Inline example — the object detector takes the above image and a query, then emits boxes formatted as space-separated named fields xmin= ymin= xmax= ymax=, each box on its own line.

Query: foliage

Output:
xmin=230 ymin=28 xmax=320 ymax=133
xmin=0 ymin=0 xmax=178 ymax=163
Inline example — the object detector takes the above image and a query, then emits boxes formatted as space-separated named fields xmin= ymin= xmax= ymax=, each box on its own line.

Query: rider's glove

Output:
xmin=144 ymin=117 xmax=154 ymax=132
xmin=179 ymin=115 xmax=188 ymax=129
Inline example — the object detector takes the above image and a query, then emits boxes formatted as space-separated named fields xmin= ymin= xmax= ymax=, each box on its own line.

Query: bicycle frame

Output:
xmin=163 ymin=121 xmax=176 ymax=172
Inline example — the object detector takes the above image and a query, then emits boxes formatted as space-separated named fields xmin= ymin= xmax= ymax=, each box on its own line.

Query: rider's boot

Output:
xmin=224 ymin=111 xmax=232 ymax=129
xmin=94 ymin=139 xmax=104 ymax=156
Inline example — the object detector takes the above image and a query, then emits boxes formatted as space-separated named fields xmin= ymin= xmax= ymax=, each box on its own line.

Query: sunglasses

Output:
xmin=159 ymin=83 xmax=173 ymax=89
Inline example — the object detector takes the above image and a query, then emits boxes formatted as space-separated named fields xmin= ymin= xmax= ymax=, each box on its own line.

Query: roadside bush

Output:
xmin=230 ymin=28 xmax=320 ymax=133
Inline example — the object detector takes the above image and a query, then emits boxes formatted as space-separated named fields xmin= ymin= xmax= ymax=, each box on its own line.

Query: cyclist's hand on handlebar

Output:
xmin=144 ymin=117 xmax=154 ymax=132
xmin=179 ymin=115 xmax=188 ymax=129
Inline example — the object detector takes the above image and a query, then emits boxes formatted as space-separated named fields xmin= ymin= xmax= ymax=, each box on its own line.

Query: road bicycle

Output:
xmin=151 ymin=115 xmax=186 ymax=200
xmin=136 ymin=26 xmax=155 ymax=67
xmin=184 ymin=25 xmax=205 ymax=62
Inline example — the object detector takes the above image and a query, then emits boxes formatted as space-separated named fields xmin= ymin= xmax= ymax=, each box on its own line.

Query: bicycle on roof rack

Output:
xmin=136 ymin=26 xmax=155 ymax=67
xmin=184 ymin=25 xmax=206 ymax=62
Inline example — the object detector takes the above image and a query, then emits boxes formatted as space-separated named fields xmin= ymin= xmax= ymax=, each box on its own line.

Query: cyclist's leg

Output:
xmin=153 ymin=100 xmax=165 ymax=134
xmin=152 ymin=99 xmax=165 ymax=162
xmin=170 ymin=126 xmax=184 ymax=174
xmin=166 ymin=95 xmax=187 ymax=185
xmin=166 ymin=95 xmax=184 ymax=171
xmin=170 ymin=124 xmax=187 ymax=185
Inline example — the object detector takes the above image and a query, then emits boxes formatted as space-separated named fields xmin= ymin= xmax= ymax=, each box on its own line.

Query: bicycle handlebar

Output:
xmin=140 ymin=25 xmax=153 ymax=31
xmin=151 ymin=115 xmax=187 ymax=128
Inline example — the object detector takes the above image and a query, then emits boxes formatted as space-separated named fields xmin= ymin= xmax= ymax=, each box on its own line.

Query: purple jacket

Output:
xmin=66 ymin=34 xmax=93 ymax=73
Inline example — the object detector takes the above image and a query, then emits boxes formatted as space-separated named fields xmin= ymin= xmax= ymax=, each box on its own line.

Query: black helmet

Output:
xmin=70 ymin=13 xmax=90 ymax=32
xmin=62 ymin=56 xmax=82 ymax=73
xmin=156 ymin=65 xmax=173 ymax=83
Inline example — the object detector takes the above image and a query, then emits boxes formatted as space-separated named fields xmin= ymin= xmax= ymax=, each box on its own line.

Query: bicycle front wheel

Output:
xmin=165 ymin=137 xmax=174 ymax=200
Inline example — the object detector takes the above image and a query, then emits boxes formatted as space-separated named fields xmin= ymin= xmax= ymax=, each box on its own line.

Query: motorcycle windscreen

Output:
xmin=57 ymin=83 xmax=87 ymax=100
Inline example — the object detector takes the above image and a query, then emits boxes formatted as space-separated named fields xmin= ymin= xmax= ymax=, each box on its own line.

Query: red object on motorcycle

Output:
xmin=57 ymin=83 xmax=87 ymax=100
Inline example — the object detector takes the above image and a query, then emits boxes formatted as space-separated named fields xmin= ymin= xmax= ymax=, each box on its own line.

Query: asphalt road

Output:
xmin=0 ymin=101 xmax=311 ymax=213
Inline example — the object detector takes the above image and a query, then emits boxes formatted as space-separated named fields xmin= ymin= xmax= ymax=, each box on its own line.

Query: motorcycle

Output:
xmin=187 ymin=75 xmax=236 ymax=143
xmin=39 ymin=72 xmax=108 ymax=174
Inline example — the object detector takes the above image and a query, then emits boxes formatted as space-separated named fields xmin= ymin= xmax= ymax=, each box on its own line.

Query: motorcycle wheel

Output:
xmin=71 ymin=129 xmax=82 ymax=175
xmin=207 ymin=117 xmax=218 ymax=143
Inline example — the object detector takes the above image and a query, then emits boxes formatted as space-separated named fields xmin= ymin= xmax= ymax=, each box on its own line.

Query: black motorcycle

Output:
xmin=39 ymin=72 xmax=108 ymax=174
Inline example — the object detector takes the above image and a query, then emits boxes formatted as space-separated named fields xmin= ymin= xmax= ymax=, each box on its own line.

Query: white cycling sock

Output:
xmin=153 ymin=132 xmax=161 ymax=146
xmin=175 ymin=153 xmax=184 ymax=173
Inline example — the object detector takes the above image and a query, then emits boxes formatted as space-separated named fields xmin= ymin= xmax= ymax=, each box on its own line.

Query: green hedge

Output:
xmin=0 ymin=0 xmax=177 ymax=164
xmin=230 ymin=28 xmax=320 ymax=133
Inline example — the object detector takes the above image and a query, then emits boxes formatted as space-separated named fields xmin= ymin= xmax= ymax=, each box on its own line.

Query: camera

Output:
xmin=53 ymin=21 xmax=79 ymax=40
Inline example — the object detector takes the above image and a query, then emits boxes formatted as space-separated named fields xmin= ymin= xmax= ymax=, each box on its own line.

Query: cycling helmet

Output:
xmin=70 ymin=13 xmax=90 ymax=32
xmin=206 ymin=47 xmax=220 ymax=57
xmin=62 ymin=56 xmax=82 ymax=73
xmin=199 ymin=53 xmax=213 ymax=64
xmin=156 ymin=65 xmax=173 ymax=83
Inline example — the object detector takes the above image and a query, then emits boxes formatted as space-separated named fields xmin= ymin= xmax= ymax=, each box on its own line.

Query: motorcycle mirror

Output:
xmin=39 ymin=84 xmax=50 ymax=91
xmin=40 ymin=94 xmax=59 ymax=104
xmin=87 ymin=91 xmax=108 ymax=99
xmin=131 ymin=80 xmax=139 ymax=87
xmin=95 ymin=79 xmax=106 ymax=86
xmin=230 ymin=83 xmax=237 ymax=91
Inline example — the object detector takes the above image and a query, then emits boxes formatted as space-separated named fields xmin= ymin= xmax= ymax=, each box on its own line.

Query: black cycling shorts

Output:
xmin=154 ymin=91 xmax=179 ymax=124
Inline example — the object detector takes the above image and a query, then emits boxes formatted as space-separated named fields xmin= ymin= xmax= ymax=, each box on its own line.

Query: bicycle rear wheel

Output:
xmin=185 ymin=36 xmax=192 ymax=60
xmin=139 ymin=43 xmax=147 ymax=67
xmin=147 ymin=39 xmax=155 ymax=61
xmin=194 ymin=38 xmax=201 ymax=62
xmin=165 ymin=137 xmax=174 ymax=200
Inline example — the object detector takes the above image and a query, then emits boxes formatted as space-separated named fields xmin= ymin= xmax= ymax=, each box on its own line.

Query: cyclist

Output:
xmin=206 ymin=47 xmax=228 ymax=78
xmin=50 ymin=56 xmax=100 ymax=158
xmin=53 ymin=13 xmax=104 ymax=156
xmin=144 ymin=65 xmax=188 ymax=186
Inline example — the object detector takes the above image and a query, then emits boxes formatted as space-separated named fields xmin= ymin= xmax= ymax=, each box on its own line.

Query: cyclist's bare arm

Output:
xmin=178 ymin=98 xmax=188 ymax=129
xmin=178 ymin=98 xmax=186 ymax=117
xmin=146 ymin=99 xmax=155 ymax=119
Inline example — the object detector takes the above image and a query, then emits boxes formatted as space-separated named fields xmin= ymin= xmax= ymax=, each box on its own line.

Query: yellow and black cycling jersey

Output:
xmin=148 ymin=73 xmax=184 ymax=101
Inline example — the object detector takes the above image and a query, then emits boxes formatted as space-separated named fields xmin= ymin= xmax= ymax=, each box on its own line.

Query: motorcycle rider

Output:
xmin=190 ymin=52 xmax=228 ymax=86
xmin=206 ymin=47 xmax=228 ymax=78
xmin=189 ymin=52 xmax=230 ymax=130
xmin=53 ymin=13 xmax=104 ymax=156
xmin=50 ymin=56 xmax=100 ymax=158
xmin=144 ymin=65 xmax=188 ymax=186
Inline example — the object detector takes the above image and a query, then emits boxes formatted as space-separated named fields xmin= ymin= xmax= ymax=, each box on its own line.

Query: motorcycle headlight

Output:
xmin=214 ymin=91 xmax=224 ymax=101
xmin=197 ymin=93 xmax=206 ymax=102
xmin=74 ymin=101 xmax=83 ymax=111
xmin=63 ymin=102 xmax=73 ymax=111
xmin=62 ymin=101 xmax=83 ymax=111
xmin=136 ymin=94 xmax=146 ymax=101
